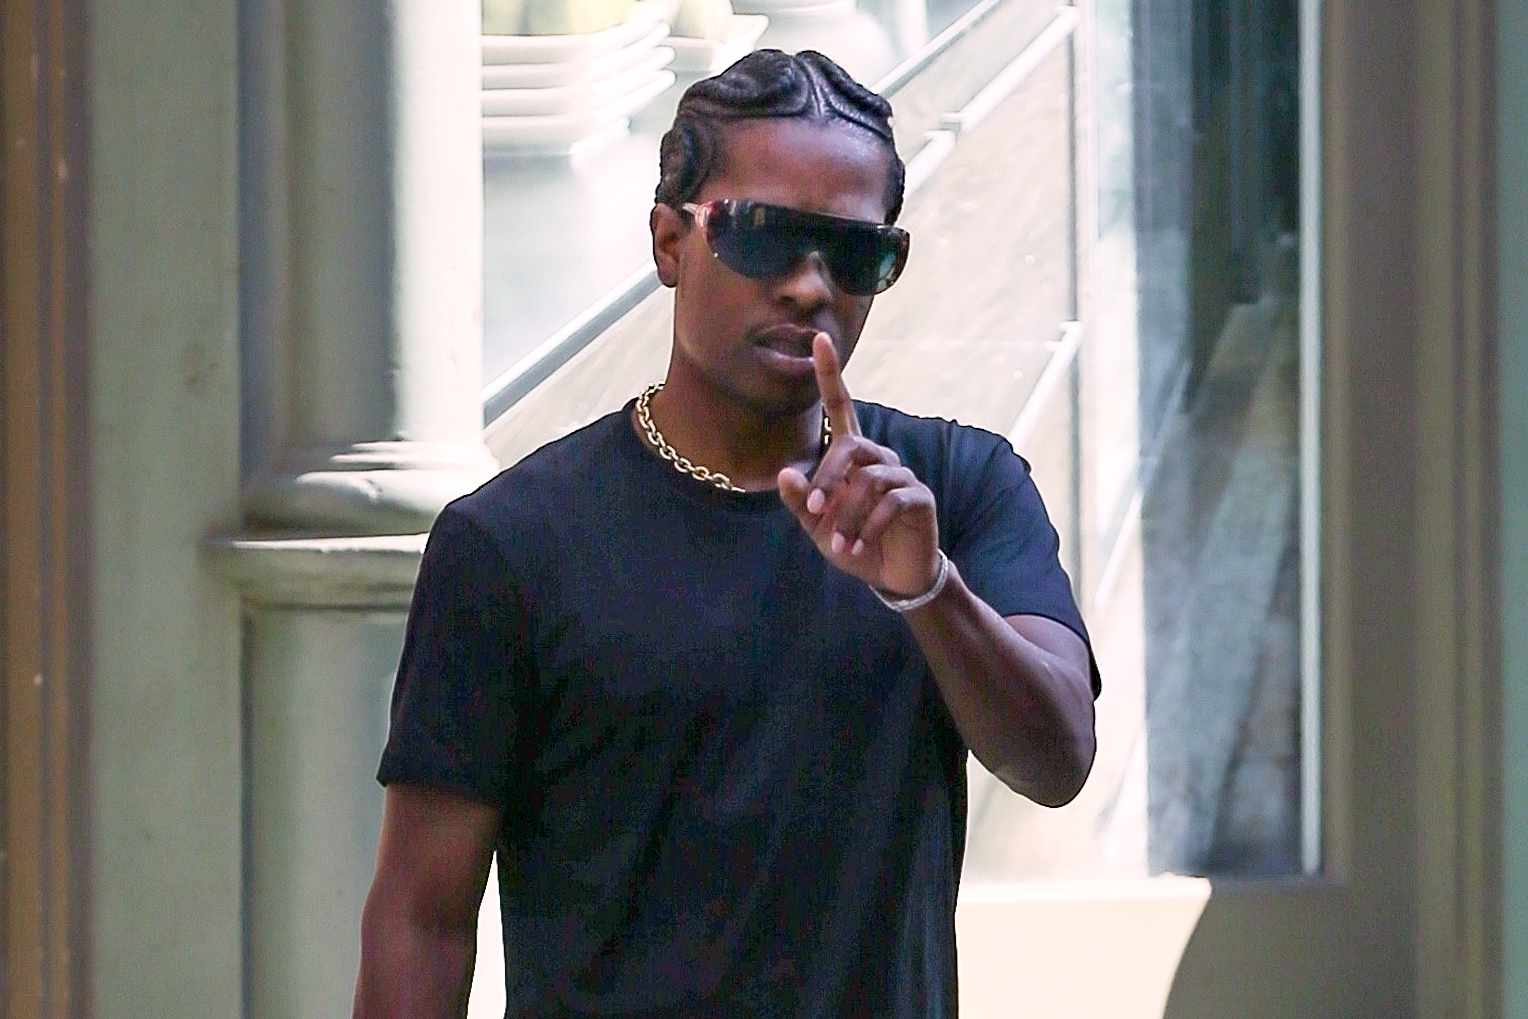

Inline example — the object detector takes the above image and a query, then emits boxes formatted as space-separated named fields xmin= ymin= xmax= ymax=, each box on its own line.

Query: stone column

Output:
xmin=242 ymin=0 xmax=498 ymax=534
xmin=207 ymin=541 xmax=426 ymax=1017
xmin=208 ymin=2 xmax=496 ymax=1015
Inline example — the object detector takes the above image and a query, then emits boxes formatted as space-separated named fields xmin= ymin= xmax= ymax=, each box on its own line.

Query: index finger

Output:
xmin=813 ymin=332 xmax=861 ymax=438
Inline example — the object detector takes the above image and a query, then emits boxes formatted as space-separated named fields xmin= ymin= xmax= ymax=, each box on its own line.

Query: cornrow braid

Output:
xmin=655 ymin=49 xmax=906 ymax=225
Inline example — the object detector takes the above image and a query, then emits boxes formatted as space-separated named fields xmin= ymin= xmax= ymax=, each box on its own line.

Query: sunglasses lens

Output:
xmin=706 ymin=202 xmax=795 ymax=280
xmin=703 ymin=201 xmax=907 ymax=296
xmin=822 ymin=229 xmax=903 ymax=296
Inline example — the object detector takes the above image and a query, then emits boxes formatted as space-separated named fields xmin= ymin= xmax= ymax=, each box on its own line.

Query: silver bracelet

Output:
xmin=872 ymin=549 xmax=951 ymax=613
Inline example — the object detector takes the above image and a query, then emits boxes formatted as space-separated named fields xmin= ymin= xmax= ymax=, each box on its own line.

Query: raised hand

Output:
xmin=778 ymin=333 xmax=941 ymax=598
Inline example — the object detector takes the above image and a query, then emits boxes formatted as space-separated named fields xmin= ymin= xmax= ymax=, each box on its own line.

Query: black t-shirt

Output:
xmin=378 ymin=399 xmax=1100 ymax=1018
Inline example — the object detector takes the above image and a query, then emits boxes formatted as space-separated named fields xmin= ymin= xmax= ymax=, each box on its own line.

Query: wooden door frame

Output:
xmin=1182 ymin=0 xmax=1501 ymax=1010
xmin=958 ymin=0 xmax=1502 ymax=1015
xmin=1165 ymin=0 xmax=1501 ymax=1011
xmin=1 ymin=0 xmax=91 ymax=1014
xmin=1409 ymin=0 xmax=1500 ymax=1011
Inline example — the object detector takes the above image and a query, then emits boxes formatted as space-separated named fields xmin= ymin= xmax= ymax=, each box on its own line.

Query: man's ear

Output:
xmin=650 ymin=203 xmax=685 ymax=288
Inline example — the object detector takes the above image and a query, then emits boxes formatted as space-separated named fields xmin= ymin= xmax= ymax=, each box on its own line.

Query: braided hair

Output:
xmin=655 ymin=50 xmax=906 ymax=224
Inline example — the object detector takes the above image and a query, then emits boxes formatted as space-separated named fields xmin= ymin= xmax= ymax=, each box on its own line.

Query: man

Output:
xmin=355 ymin=49 xmax=1100 ymax=1018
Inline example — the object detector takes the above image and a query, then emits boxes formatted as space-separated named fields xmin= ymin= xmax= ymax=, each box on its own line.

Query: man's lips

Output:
xmin=753 ymin=324 xmax=823 ymax=359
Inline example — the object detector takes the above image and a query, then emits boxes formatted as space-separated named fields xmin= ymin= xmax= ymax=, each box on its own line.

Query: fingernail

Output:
xmin=807 ymin=489 xmax=825 ymax=514
xmin=831 ymin=532 xmax=845 ymax=555
xmin=851 ymin=539 xmax=865 ymax=556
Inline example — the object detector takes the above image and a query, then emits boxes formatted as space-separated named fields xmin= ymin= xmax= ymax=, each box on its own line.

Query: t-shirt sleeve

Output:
xmin=376 ymin=504 xmax=531 ymax=804
xmin=947 ymin=441 xmax=1102 ymax=699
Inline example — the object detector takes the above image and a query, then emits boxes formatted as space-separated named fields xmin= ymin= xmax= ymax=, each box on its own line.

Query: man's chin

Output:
xmin=738 ymin=376 xmax=822 ymax=421
xmin=688 ymin=360 xmax=822 ymax=420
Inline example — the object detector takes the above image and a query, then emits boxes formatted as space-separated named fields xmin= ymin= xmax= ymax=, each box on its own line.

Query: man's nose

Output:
xmin=774 ymin=250 xmax=836 ymax=309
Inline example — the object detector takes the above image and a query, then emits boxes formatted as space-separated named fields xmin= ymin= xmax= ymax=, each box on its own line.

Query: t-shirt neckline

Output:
xmin=614 ymin=396 xmax=795 ymax=515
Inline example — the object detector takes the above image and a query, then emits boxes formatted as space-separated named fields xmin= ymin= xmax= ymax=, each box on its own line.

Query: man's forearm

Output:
xmin=353 ymin=907 xmax=477 ymax=1018
xmin=902 ymin=561 xmax=1096 ymax=807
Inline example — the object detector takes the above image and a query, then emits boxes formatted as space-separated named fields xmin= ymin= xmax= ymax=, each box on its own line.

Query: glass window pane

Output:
xmin=479 ymin=0 xmax=1310 ymax=885
xmin=953 ymin=0 xmax=1308 ymax=881
xmin=850 ymin=40 xmax=1075 ymax=433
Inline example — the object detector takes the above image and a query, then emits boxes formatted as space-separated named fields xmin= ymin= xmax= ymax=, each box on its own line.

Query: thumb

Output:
xmin=777 ymin=466 xmax=812 ymax=518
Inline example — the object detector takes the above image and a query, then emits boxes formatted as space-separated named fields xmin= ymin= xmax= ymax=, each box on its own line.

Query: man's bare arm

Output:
xmin=779 ymin=334 xmax=1097 ymax=807
xmin=905 ymin=595 xmax=1096 ymax=806
xmin=353 ymin=783 xmax=503 ymax=1018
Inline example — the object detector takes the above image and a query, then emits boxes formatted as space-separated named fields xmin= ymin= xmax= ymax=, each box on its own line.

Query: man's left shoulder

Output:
xmin=855 ymin=400 xmax=1026 ymax=479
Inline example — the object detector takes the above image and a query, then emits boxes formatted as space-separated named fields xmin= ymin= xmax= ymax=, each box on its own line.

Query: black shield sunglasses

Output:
xmin=681 ymin=198 xmax=911 ymax=297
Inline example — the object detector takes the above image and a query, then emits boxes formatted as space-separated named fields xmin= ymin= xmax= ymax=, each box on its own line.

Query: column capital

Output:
xmin=241 ymin=440 xmax=500 ymax=536
xmin=238 ymin=1 xmax=493 ymax=541
xmin=203 ymin=531 xmax=430 ymax=610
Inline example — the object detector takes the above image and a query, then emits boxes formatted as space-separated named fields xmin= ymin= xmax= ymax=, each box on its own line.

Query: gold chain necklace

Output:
xmin=635 ymin=382 xmax=832 ymax=494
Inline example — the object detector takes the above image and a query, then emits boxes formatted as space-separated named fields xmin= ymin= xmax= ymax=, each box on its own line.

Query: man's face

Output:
xmin=651 ymin=117 xmax=895 ymax=418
